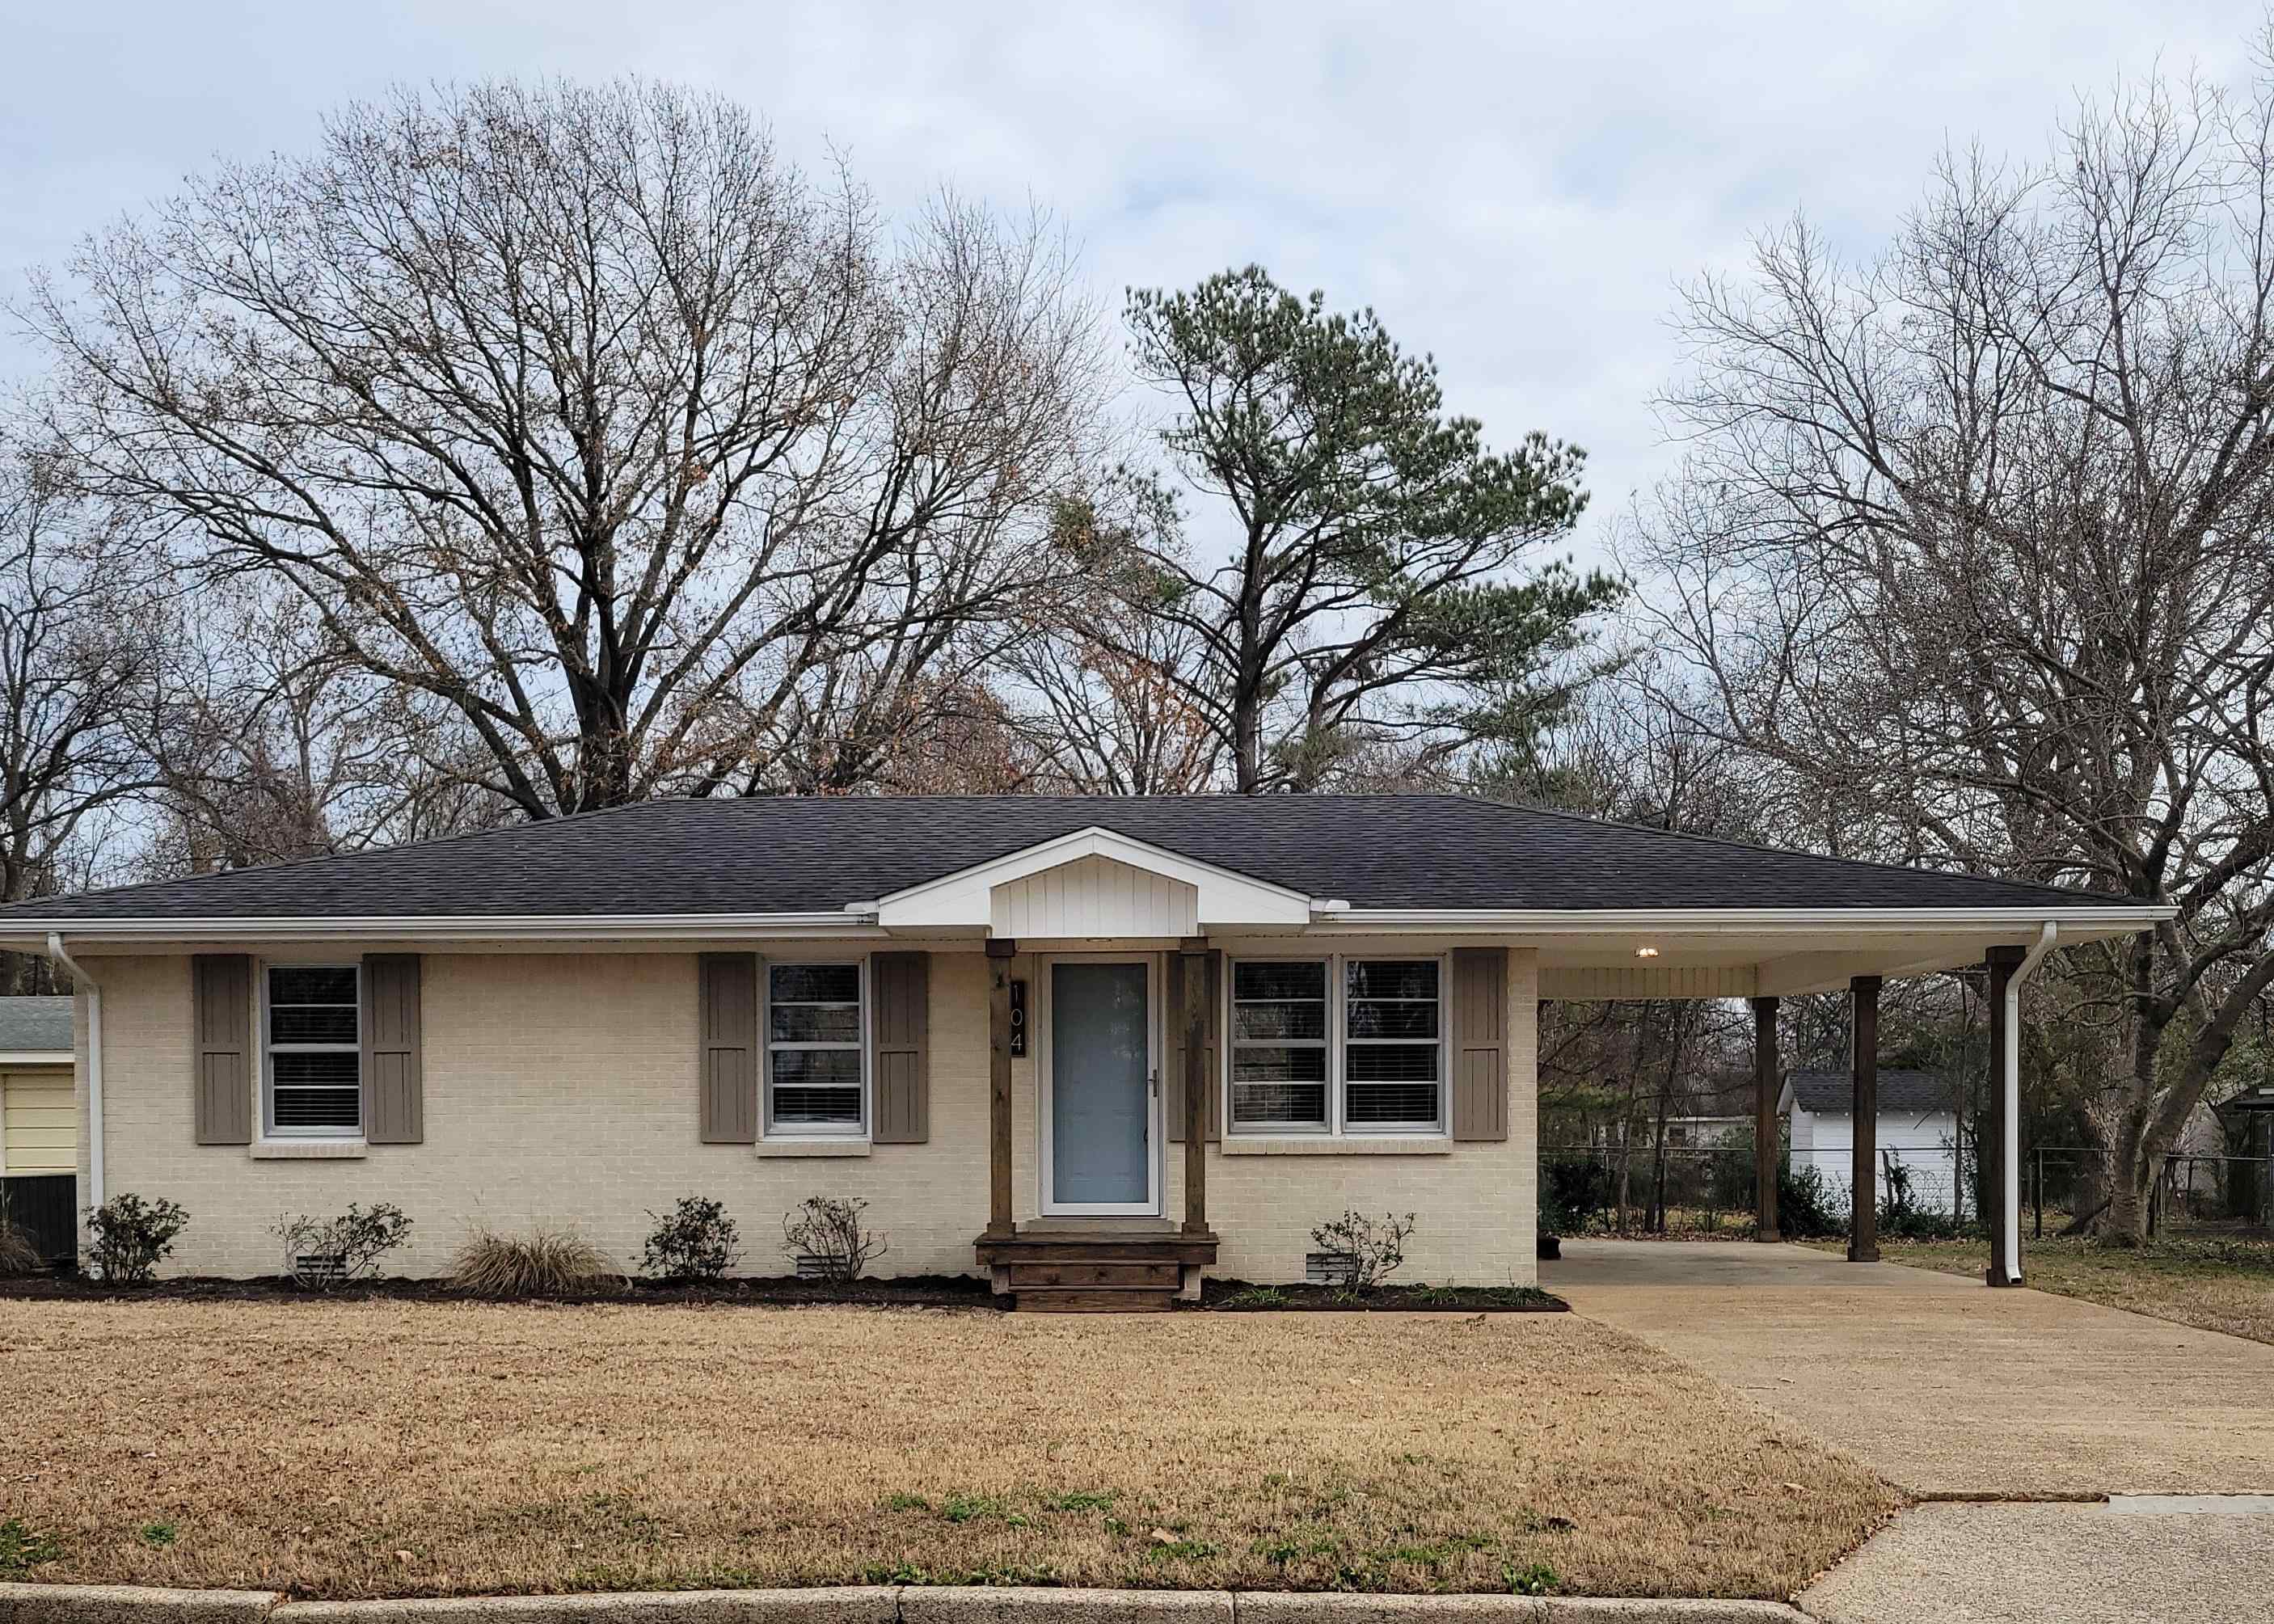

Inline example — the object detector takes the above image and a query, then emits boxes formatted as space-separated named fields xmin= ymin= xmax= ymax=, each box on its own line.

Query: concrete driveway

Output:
xmin=1544 ymin=1238 xmax=2274 ymax=1495
xmin=1545 ymin=1239 xmax=2274 ymax=1622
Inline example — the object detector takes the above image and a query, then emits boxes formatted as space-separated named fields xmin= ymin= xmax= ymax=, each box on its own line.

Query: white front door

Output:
xmin=1040 ymin=955 xmax=1160 ymax=1215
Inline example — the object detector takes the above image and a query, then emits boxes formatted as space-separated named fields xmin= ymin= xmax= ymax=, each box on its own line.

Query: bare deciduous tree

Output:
xmin=0 ymin=443 xmax=155 ymax=990
xmin=1629 ymin=45 xmax=2274 ymax=1239
xmin=24 ymin=80 xmax=1109 ymax=818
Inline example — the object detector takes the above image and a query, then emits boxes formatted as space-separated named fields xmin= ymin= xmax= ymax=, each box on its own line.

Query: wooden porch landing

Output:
xmin=975 ymin=1224 xmax=1219 ymax=1313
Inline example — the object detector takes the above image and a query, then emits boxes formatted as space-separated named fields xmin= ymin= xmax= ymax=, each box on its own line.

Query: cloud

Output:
xmin=1 ymin=0 xmax=2253 ymax=560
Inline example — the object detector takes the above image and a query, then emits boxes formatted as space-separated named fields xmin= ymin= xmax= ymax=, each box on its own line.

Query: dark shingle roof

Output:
xmin=0 ymin=996 xmax=73 ymax=1053
xmin=0 ymin=795 xmax=2122 ymax=924
xmin=1787 ymin=1069 xmax=1961 ymax=1115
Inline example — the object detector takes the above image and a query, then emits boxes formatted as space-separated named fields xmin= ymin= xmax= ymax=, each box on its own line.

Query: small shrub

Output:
xmin=86 ymin=1192 xmax=188 ymax=1284
xmin=446 ymin=1225 xmax=618 ymax=1297
xmin=643 ymin=1196 xmax=741 ymax=1281
xmin=782 ymin=1195 xmax=888 ymax=1282
xmin=272 ymin=1202 xmax=413 ymax=1289
xmin=1777 ymin=1162 xmax=1847 ymax=1239
xmin=1539 ymin=1158 xmax=1610 ymax=1236
xmin=1310 ymin=1209 xmax=1415 ymax=1291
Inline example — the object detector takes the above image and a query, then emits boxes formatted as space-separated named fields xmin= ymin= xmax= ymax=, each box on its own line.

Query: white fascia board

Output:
xmin=0 ymin=912 xmax=883 ymax=950
xmin=871 ymin=825 xmax=1313 ymax=930
xmin=0 ymin=1050 xmax=72 ymax=1065
xmin=1324 ymin=905 xmax=2171 ymax=934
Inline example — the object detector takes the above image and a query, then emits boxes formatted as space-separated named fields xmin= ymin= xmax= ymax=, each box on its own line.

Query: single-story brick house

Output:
xmin=0 ymin=795 xmax=2165 ymax=1306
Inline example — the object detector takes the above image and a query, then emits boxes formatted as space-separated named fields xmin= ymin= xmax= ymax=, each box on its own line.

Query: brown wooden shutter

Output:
xmin=698 ymin=952 xmax=761 ymax=1143
xmin=193 ymin=953 xmax=254 ymax=1145
xmin=870 ymin=951 xmax=929 ymax=1143
xmin=1167 ymin=949 xmax=1222 ymax=1143
xmin=361 ymin=954 xmax=424 ymax=1143
xmin=1450 ymin=946 xmax=1509 ymax=1141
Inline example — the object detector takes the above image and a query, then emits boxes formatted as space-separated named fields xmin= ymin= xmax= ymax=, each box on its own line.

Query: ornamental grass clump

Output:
xmin=446 ymin=1225 xmax=618 ymax=1297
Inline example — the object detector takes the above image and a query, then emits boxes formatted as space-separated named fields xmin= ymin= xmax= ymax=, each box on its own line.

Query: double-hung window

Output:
xmin=264 ymin=964 xmax=361 ymax=1135
xmin=1341 ymin=959 xmax=1443 ymax=1129
xmin=766 ymin=961 xmax=867 ymax=1136
xmin=1225 ymin=954 xmax=1446 ymax=1135
xmin=1230 ymin=960 xmax=1331 ymax=1129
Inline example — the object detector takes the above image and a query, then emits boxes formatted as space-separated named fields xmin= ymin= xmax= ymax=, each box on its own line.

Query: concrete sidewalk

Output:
xmin=1799 ymin=1500 xmax=2274 ymax=1624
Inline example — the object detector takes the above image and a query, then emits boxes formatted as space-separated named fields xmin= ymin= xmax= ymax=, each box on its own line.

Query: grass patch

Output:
xmin=1807 ymin=1234 xmax=2274 ymax=1344
xmin=0 ymin=1518 xmax=62 ymax=1577
xmin=0 ymin=1298 xmax=1896 ymax=1599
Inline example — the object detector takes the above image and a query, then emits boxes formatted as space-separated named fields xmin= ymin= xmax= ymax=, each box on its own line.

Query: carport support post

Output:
xmin=1847 ymin=976 xmax=1881 ymax=1263
xmin=985 ymin=937 xmax=1018 ymax=1239
xmin=1751 ymin=995 xmax=1781 ymax=1242
xmin=1179 ymin=943 xmax=1209 ymax=1236
xmin=1985 ymin=945 xmax=2027 ymax=1287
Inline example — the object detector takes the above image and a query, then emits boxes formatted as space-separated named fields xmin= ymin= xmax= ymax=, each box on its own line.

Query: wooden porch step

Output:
xmin=1006 ymin=1260 xmax=1181 ymax=1290
xmin=1013 ymin=1287 xmax=1178 ymax=1313
xmin=974 ymin=1230 xmax=1219 ymax=1268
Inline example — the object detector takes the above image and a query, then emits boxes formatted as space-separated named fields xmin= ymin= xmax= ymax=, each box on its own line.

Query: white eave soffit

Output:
xmin=865 ymin=826 xmax=1314 ymax=931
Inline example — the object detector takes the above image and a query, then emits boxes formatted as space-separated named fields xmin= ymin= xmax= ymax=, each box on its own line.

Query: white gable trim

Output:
xmin=869 ymin=826 xmax=1313 ymax=932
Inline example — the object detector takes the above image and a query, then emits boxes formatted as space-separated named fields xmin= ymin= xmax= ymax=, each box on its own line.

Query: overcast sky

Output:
xmin=0 ymin=2 xmax=2253 ymax=559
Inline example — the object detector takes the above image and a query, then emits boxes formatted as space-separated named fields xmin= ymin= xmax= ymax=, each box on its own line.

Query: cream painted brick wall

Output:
xmin=84 ymin=951 xmax=993 ymax=1279
xmin=79 ymin=943 xmax=1539 ymax=1284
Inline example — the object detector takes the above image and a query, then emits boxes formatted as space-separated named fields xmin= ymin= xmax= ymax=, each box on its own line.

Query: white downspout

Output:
xmin=45 ymin=933 xmax=102 ymax=1217
xmin=2002 ymin=922 xmax=2058 ymax=1284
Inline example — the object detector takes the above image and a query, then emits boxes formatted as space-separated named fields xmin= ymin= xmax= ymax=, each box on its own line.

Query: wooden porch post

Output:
xmin=1752 ymin=995 xmax=1781 ymax=1242
xmin=985 ymin=939 xmax=1017 ymax=1239
xmin=1179 ymin=943 xmax=1209 ymax=1235
xmin=1984 ymin=945 xmax=2027 ymax=1286
xmin=1847 ymin=975 xmax=1881 ymax=1263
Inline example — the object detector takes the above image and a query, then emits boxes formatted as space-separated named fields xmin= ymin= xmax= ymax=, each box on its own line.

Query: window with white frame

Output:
xmin=264 ymin=964 xmax=361 ymax=1134
xmin=766 ymin=961 xmax=866 ymax=1135
xmin=1226 ymin=955 xmax=1446 ymax=1135
xmin=1230 ymin=960 xmax=1330 ymax=1128
xmin=1342 ymin=958 xmax=1443 ymax=1128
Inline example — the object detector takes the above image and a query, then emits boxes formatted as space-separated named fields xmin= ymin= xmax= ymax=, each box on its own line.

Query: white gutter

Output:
xmin=0 ymin=911 xmax=882 ymax=947
xmin=44 ymin=933 xmax=101 ymax=1215
xmin=1323 ymin=905 xmax=2172 ymax=932
xmin=2000 ymin=921 xmax=2060 ymax=1284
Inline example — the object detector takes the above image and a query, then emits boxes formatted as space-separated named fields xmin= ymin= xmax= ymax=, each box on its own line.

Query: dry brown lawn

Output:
xmin=0 ymin=1299 xmax=1897 ymax=1601
xmin=1804 ymin=1234 xmax=2274 ymax=1344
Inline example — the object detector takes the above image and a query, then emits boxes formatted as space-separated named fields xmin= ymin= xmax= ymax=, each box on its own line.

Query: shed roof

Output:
xmin=1787 ymin=1069 xmax=1962 ymax=1116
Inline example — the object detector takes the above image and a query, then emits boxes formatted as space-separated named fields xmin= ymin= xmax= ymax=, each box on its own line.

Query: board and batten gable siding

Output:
xmin=2 ymin=1064 xmax=74 ymax=1174
xmin=80 ymin=939 xmax=1541 ymax=1285
xmin=989 ymin=854 xmax=1200 ymax=939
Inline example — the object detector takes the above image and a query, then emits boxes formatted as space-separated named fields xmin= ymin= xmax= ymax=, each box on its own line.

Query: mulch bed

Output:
xmin=1201 ymin=1278 xmax=1568 ymax=1312
xmin=0 ymin=1271 xmax=1003 ymax=1309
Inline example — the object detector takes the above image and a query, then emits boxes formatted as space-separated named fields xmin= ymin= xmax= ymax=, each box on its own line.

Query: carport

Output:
xmin=1539 ymin=901 xmax=2166 ymax=1284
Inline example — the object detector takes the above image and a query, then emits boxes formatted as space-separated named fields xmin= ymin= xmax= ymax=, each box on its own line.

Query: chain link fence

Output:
xmin=1543 ymin=1139 xmax=2274 ymax=1241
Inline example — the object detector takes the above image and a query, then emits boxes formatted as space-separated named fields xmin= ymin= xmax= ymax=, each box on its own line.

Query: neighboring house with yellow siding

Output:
xmin=1 ymin=996 xmax=75 ymax=1175
xmin=2 ymin=996 xmax=77 ymax=1267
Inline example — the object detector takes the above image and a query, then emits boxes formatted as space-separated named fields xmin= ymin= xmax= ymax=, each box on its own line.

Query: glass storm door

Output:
xmin=1047 ymin=960 xmax=1157 ymax=1212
